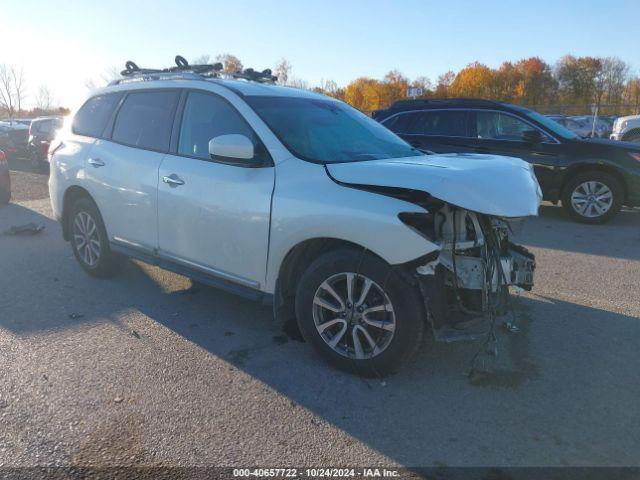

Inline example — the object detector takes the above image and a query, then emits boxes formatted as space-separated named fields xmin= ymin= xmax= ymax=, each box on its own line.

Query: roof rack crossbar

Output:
xmin=110 ymin=55 xmax=277 ymax=85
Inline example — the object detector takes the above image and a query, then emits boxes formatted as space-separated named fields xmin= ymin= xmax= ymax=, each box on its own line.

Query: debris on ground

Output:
xmin=3 ymin=222 xmax=45 ymax=236
xmin=113 ymin=397 xmax=123 ymax=404
xmin=130 ymin=330 xmax=141 ymax=339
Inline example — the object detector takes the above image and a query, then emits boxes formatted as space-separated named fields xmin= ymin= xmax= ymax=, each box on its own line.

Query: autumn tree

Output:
xmin=450 ymin=62 xmax=494 ymax=98
xmin=513 ymin=57 xmax=557 ymax=106
xmin=216 ymin=53 xmax=243 ymax=74
xmin=316 ymin=79 xmax=344 ymax=100
xmin=434 ymin=71 xmax=455 ymax=98
xmin=381 ymin=70 xmax=409 ymax=106
xmin=625 ymin=77 xmax=640 ymax=113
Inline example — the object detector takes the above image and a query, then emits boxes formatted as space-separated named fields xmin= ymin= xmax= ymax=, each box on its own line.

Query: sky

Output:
xmin=1 ymin=0 xmax=639 ymax=109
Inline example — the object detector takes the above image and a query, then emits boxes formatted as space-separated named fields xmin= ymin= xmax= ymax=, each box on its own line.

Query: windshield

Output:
xmin=521 ymin=109 xmax=580 ymax=140
xmin=245 ymin=96 xmax=422 ymax=163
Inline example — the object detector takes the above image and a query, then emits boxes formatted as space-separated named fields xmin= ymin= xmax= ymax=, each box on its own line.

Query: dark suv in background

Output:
xmin=28 ymin=116 xmax=64 ymax=167
xmin=373 ymin=99 xmax=640 ymax=223
xmin=0 ymin=122 xmax=29 ymax=161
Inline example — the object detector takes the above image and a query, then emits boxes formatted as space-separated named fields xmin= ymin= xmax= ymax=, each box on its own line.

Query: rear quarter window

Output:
xmin=72 ymin=93 xmax=123 ymax=138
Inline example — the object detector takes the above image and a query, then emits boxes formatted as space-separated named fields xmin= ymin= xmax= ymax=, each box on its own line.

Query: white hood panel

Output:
xmin=327 ymin=153 xmax=542 ymax=218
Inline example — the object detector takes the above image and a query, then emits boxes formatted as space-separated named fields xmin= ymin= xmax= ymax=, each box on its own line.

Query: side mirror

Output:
xmin=522 ymin=129 xmax=543 ymax=144
xmin=209 ymin=134 xmax=255 ymax=162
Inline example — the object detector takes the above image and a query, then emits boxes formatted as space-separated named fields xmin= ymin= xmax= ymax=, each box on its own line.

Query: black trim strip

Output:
xmin=110 ymin=242 xmax=273 ymax=305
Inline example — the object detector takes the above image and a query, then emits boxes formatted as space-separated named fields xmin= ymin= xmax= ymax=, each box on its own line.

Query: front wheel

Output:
xmin=69 ymin=197 xmax=125 ymax=277
xmin=561 ymin=171 xmax=623 ymax=224
xmin=295 ymin=248 xmax=425 ymax=376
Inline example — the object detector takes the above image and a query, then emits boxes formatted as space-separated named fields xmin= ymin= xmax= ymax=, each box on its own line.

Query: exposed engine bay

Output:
xmin=408 ymin=204 xmax=535 ymax=336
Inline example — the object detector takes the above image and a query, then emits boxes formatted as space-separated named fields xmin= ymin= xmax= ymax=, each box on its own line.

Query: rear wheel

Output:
xmin=295 ymin=248 xmax=424 ymax=376
xmin=561 ymin=171 xmax=623 ymax=224
xmin=69 ymin=197 xmax=125 ymax=277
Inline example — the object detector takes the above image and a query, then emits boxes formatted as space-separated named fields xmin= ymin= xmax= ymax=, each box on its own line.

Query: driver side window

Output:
xmin=178 ymin=91 xmax=257 ymax=160
xmin=476 ymin=111 xmax=549 ymax=142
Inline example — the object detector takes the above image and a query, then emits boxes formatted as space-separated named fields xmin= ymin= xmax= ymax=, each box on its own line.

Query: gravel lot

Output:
xmin=1 ymin=167 xmax=639 ymax=470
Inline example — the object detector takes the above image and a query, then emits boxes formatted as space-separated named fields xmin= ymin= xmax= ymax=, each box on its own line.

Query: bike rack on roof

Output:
xmin=109 ymin=55 xmax=277 ymax=85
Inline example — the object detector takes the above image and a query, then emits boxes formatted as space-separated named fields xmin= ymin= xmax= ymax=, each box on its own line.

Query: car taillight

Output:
xmin=48 ymin=140 xmax=64 ymax=162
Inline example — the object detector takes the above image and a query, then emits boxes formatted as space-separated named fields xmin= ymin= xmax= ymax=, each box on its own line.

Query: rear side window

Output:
xmin=112 ymin=91 xmax=179 ymax=152
xmin=37 ymin=120 xmax=53 ymax=134
xmin=178 ymin=91 xmax=256 ymax=160
xmin=382 ymin=113 xmax=413 ymax=134
xmin=73 ymin=93 xmax=122 ymax=138
xmin=406 ymin=110 xmax=468 ymax=137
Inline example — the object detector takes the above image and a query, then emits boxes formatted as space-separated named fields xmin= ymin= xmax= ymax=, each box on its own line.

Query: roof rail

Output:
xmin=109 ymin=55 xmax=277 ymax=86
xmin=389 ymin=98 xmax=503 ymax=109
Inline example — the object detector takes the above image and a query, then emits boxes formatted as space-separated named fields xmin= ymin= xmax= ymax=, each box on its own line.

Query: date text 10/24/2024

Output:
xmin=232 ymin=468 xmax=400 ymax=478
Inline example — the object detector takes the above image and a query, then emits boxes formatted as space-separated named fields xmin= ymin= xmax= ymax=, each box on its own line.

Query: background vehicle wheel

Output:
xmin=69 ymin=197 xmax=125 ymax=277
xmin=561 ymin=171 xmax=622 ymax=224
xmin=295 ymin=248 xmax=425 ymax=377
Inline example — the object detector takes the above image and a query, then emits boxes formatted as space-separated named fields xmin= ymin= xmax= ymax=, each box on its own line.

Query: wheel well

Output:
xmin=61 ymin=186 xmax=93 ymax=241
xmin=561 ymin=164 xmax=628 ymax=203
xmin=622 ymin=128 xmax=640 ymax=140
xmin=274 ymin=238 xmax=384 ymax=323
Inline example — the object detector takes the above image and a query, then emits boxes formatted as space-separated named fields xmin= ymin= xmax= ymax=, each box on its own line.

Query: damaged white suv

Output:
xmin=49 ymin=60 xmax=541 ymax=375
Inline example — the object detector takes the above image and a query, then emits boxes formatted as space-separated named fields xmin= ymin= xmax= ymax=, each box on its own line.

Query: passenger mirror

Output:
xmin=209 ymin=134 xmax=255 ymax=162
xmin=522 ymin=129 xmax=543 ymax=144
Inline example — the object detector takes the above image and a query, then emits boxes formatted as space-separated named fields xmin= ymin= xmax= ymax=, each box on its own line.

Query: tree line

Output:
xmin=316 ymin=56 xmax=640 ymax=115
xmin=2 ymin=54 xmax=639 ymax=119
xmin=0 ymin=64 xmax=69 ymax=118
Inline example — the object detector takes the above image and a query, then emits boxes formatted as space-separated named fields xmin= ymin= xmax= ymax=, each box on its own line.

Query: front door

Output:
xmin=469 ymin=110 xmax=564 ymax=194
xmin=157 ymin=91 xmax=274 ymax=289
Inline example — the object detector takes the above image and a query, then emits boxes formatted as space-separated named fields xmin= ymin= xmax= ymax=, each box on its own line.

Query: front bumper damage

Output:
xmin=411 ymin=206 xmax=535 ymax=341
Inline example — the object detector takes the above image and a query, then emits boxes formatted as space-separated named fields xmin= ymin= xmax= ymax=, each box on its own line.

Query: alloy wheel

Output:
xmin=570 ymin=181 xmax=613 ymax=218
xmin=73 ymin=211 xmax=101 ymax=267
xmin=312 ymin=272 xmax=396 ymax=360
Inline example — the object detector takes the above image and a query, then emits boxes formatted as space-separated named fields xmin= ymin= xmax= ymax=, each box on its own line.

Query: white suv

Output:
xmin=610 ymin=114 xmax=640 ymax=143
xmin=49 ymin=60 xmax=540 ymax=375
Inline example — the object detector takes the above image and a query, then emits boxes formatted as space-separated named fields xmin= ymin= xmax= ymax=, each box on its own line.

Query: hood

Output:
xmin=616 ymin=114 xmax=640 ymax=124
xmin=327 ymin=153 xmax=542 ymax=218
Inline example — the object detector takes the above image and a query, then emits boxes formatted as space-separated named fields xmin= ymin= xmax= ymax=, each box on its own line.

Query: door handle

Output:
xmin=162 ymin=174 xmax=185 ymax=187
xmin=88 ymin=158 xmax=105 ymax=168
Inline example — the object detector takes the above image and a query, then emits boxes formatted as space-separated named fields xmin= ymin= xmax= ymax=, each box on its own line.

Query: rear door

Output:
xmin=469 ymin=110 xmax=563 ymax=193
xmin=383 ymin=109 xmax=475 ymax=153
xmin=85 ymin=89 xmax=179 ymax=252
xmin=157 ymin=90 xmax=274 ymax=289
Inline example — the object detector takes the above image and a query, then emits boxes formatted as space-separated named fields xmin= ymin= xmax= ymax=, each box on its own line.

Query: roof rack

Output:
xmin=109 ymin=55 xmax=277 ymax=85
xmin=390 ymin=98 xmax=503 ymax=109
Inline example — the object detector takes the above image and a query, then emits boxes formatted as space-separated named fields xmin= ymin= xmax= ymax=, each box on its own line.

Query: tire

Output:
xmin=295 ymin=248 xmax=425 ymax=377
xmin=68 ymin=197 xmax=125 ymax=277
xmin=561 ymin=171 xmax=623 ymax=224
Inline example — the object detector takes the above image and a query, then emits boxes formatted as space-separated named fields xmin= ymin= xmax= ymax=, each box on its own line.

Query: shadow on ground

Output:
xmin=518 ymin=204 xmax=640 ymax=260
xmin=2 ymin=201 xmax=640 ymax=467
